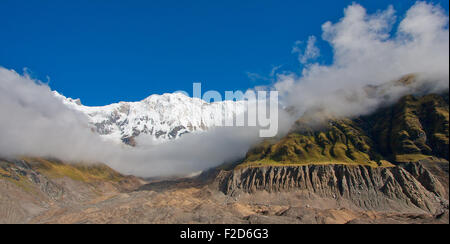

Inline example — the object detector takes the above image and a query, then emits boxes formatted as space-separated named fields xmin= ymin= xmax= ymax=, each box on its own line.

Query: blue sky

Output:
xmin=1 ymin=0 xmax=448 ymax=106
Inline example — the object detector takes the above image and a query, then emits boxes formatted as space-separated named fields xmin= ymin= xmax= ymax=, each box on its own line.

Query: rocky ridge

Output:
xmin=1 ymin=157 xmax=448 ymax=223
xmin=54 ymin=91 xmax=246 ymax=145
xmin=217 ymin=92 xmax=449 ymax=217
xmin=217 ymin=159 xmax=449 ymax=215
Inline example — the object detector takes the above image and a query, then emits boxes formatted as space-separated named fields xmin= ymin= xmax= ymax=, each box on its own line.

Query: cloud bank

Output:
xmin=0 ymin=1 xmax=448 ymax=177
xmin=0 ymin=67 xmax=290 ymax=177
xmin=275 ymin=2 xmax=449 ymax=119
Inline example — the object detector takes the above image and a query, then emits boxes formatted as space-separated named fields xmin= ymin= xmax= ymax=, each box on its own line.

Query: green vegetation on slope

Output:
xmin=0 ymin=158 xmax=125 ymax=193
xmin=364 ymin=93 xmax=449 ymax=162
xmin=245 ymin=119 xmax=384 ymax=168
xmin=240 ymin=93 xmax=449 ymax=168
xmin=24 ymin=158 xmax=125 ymax=183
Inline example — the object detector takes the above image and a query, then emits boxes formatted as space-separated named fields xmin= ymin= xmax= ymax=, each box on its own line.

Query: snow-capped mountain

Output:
xmin=54 ymin=91 xmax=246 ymax=146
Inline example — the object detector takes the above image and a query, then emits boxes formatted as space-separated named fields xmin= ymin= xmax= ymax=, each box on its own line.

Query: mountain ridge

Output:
xmin=240 ymin=92 xmax=449 ymax=169
xmin=53 ymin=91 xmax=246 ymax=145
xmin=1 ymin=91 xmax=448 ymax=224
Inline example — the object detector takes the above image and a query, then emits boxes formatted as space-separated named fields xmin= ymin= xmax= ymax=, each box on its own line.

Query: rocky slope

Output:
xmin=0 ymin=158 xmax=143 ymax=223
xmin=217 ymin=159 xmax=449 ymax=215
xmin=216 ymin=92 xmax=449 ymax=218
xmin=1 ymin=91 xmax=447 ymax=224
xmin=54 ymin=91 xmax=246 ymax=145
xmin=1 ymin=157 xmax=447 ymax=223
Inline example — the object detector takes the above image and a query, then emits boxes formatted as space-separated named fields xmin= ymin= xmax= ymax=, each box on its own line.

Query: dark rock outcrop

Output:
xmin=218 ymin=160 xmax=449 ymax=214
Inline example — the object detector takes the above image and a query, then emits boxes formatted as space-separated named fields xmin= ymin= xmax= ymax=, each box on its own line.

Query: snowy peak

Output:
xmin=54 ymin=91 xmax=246 ymax=145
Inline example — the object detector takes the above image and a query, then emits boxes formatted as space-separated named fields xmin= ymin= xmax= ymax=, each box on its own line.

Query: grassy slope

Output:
xmin=24 ymin=158 xmax=124 ymax=183
xmin=0 ymin=158 xmax=126 ymax=194
xmin=366 ymin=94 xmax=449 ymax=163
xmin=243 ymin=119 xmax=388 ymax=168
xmin=240 ymin=93 xmax=449 ymax=169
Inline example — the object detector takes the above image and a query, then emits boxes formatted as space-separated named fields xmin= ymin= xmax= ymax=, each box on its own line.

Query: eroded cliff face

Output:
xmin=217 ymin=160 xmax=449 ymax=215
xmin=219 ymin=93 xmax=449 ymax=217
xmin=1 ymin=158 xmax=448 ymax=223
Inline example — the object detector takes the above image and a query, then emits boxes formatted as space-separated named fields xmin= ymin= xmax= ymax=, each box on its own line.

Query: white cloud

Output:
xmin=293 ymin=36 xmax=320 ymax=64
xmin=0 ymin=1 xmax=448 ymax=178
xmin=0 ymin=67 xmax=291 ymax=177
xmin=275 ymin=1 xmax=449 ymax=119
